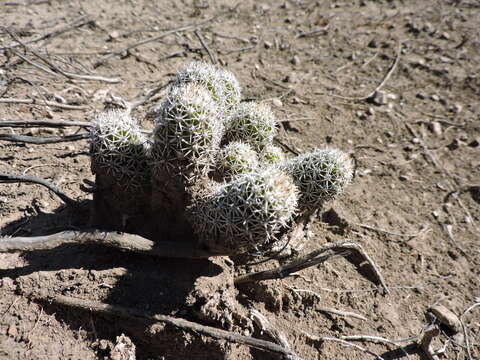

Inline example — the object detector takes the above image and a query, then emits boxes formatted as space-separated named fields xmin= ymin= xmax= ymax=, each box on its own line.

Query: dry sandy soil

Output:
xmin=0 ymin=0 xmax=479 ymax=359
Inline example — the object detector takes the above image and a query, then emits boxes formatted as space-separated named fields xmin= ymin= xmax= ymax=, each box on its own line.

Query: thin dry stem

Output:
xmin=33 ymin=293 xmax=297 ymax=359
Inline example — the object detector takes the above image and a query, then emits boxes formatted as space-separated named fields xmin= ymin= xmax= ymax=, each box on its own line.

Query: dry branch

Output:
xmin=251 ymin=309 xmax=292 ymax=351
xmin=3 ymin=27 xmax=121 ymax=83
xmin=0 ymin=97 xmax=89 ymax=110
xmin=235 ymin=242 xmax=389 ymax=294
xmin=0 ymin=230 xmax=220 ymax=258
xmin=0 ymin=133 xmax=89 ymax=144
xmin=93 ymin=9 xmax=233 ymax=67
xmin=328 ymin=41 xmax=402 ymax=101
xmin=0 ymin=173 xmax=77 ymax=207
xmin=419 ymin=325 xmax=440 ymax=360
xmin=0 ymin=16 xmax=93 ymax=51
xmin=341 ymin=335 xmax=411 ymax=358
xmin=234 ymin=251 xmax=345 ymax=285
xmin=32 ymin=293 xmax=297 ymax=359
xmin=0 ymin=119 xmax=94 ymax=128
xmin=302 ymin=332 xmax=383 ymax=360
xmin=194 ymin=30 xmax=217 ymax=64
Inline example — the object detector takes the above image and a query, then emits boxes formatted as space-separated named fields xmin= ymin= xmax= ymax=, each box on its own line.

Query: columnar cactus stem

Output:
xmin=173 ymin=61 xmax=241 ymax=119
xmin=151 ymin=83 xmax=223 ymax=181
xmin=281 ymin=148 xmax=353 ymax=212
xmin=89 ymin=110 xmax=151 ymax=234
xmin=150 ymin=83 xmax=224 ymax=239
xmin=189 ymin=169 xmax=298 ymax=254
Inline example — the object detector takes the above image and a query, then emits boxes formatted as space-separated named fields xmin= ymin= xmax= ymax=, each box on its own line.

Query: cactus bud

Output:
xmin=151 ymin=83 xmax=223 ymax=181
xmin=190 ymin=169 xmax=298 ymax=254
xmin=226 ymin=102 xmax=277 ymax=151
xmin=260 ymin=144 xmax=285 ymax=165
xmin=282 ymin=148 xmax=353 ymax=211
xmin=217 ymin=141 xmax=259 ymax=180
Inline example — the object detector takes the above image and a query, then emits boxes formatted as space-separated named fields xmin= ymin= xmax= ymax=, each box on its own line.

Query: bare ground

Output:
xmin=0 ymin=0 xmax=479 ymax=359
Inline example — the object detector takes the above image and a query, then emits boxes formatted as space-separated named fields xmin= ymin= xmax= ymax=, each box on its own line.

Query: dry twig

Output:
xmin=0 ymin=97 xmax=89 ymax=110
xmin=2 ymin=27 xmax=121 ymax=83
xmin=0 ymin=229 xmax=219 ymax=258
xmin=235 ymin=242 xmax=389 ymax=293
xmin=0 ymin=133 xmax=89 ymax=144
xmin=302 ymin=332 xmax=383 ymax=360
xmin=194 ymin=30 xmax=217 ymax=64
xmin=0 ymin=119 xmax=94 ymax=128
xmin=341 ymin=335 xmax=411 ymax=358
xmin=328 ymin=41 xmax=402 ymax=101
xmin=0 ymin=16 xmax=93 ymax=51
xmin=250 ymin=309 xmax=299 ymax=359
xmin=32 ymin=293 xmax=297 ymax=359
xmin=460 ymin=301 xmax=480 ymax=360
xmin=94 ymin=10 xmax=233 ymax=67
xmin=0 ymin=173 xmax=77 ymax=207
xmin=288 ymin=288 xmax=367 ymax=321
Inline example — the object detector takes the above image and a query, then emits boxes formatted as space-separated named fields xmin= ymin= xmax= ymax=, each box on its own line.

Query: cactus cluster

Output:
xmin=88 ymin=61 xmax=354 ymax=255
xmin=89 ymin=109 xmax=150 ymax=187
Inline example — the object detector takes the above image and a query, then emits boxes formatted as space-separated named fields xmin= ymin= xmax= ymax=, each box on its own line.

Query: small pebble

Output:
xmin=368 ymin=39 xmax=378 ymax=48
xmin=291 ymin=55 xmax=300 ymax=65
xmin=430 ymin=121 xmax=442 ymax=136
xmin=399 ymin=174 xmax=409 ymax=181
xmin=411 ymin=137 xmax=421 ymax=144
xmin=283 ymin=74 xmax=297 ymax=83
xmin=468 ymin=138 xmax=479 ymax=148
xmin=451 ymin=103 xmax=462 ymax=114
xmin=7 ymin=323 xmax=17 ymax=338
xmin=271 ymin=98 xmax=283 ymax=107
xmin=431 ymin=94 xmax=440 ymax=102
xmin=108 ymin=31 xmax=120 ymax=41
xmin=264 ymin=41 xmax=273 ymax=49
xmin=416 ymin=92 xmax=426 ymax=100
xmin=367 ymin=107 xmax=375 ymax=116
xmin=372 ymin=90 xmax=388 ymax=105
xmin=260 ymin=4 xmax=270 ymax=11
xmin=422 ymin=22 xmax=435 ymax=34
xmin=432 ymin=211 xmax=439 ymax=219
xmin=439 ymin=32 xmax=450 ymax=40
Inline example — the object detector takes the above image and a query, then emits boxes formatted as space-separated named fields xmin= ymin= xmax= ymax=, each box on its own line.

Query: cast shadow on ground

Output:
xmin=0 ymin=205 xmax=231 ymax=359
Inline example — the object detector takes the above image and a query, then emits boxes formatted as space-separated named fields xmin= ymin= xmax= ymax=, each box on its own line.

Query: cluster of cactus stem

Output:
xmin=89 ymin=61 xmax=353 ymax=255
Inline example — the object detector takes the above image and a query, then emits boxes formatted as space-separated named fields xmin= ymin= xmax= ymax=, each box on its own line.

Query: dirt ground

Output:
xmin=0 ymin=0 xmax=479 ymax=359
